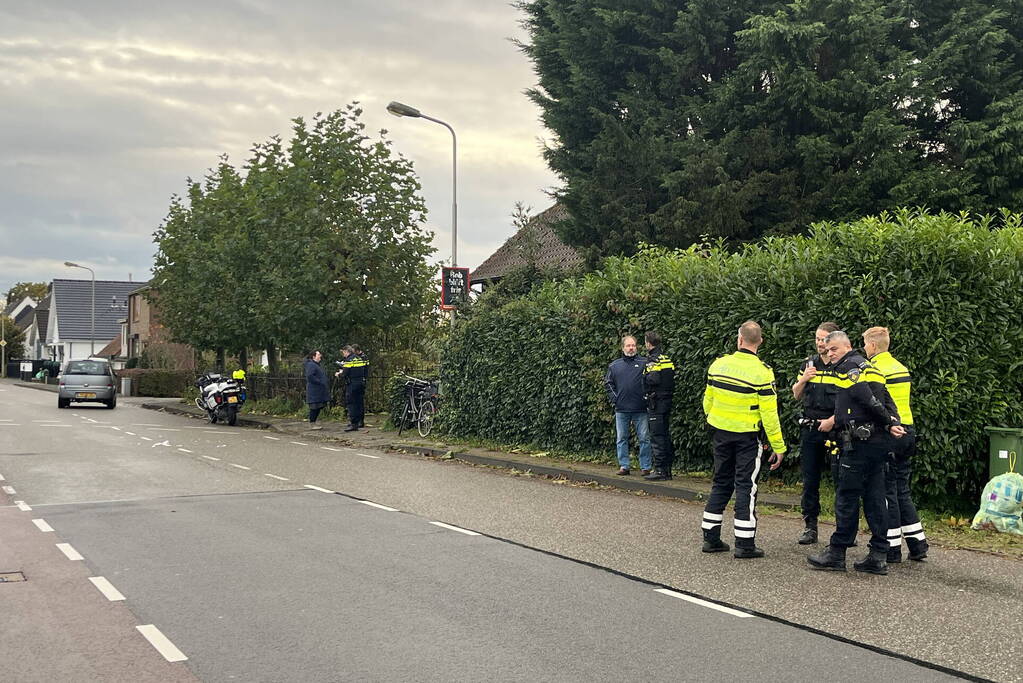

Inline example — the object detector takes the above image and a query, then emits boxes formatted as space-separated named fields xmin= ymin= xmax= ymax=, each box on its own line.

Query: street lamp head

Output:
xmin=64 ymin=261 xmax=80 ymax=268
xmin=386 ymin=101 xmax=422 ymax=118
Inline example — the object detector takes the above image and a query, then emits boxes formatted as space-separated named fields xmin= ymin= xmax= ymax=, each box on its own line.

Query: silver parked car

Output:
xmin=58 ymin=359 xmax=117 ymax=409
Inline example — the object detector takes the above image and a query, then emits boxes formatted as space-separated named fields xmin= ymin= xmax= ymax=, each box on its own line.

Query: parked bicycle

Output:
xmin=397 ymin=374 xmax=440 ymax=437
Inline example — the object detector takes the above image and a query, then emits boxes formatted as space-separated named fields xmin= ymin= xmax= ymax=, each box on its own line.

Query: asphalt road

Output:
xmin=0 ymin=382 xmax=1013 ymax=681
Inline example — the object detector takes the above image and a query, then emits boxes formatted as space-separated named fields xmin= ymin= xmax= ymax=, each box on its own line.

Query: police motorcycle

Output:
xmin=194 ymin=372 xmax=246 ymax=426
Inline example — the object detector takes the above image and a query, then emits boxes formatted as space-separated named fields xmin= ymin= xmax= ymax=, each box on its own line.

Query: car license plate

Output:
xmin=227 ymin=396 xmax=238 ymax=403
xmin=76 ymin=392 xmax=96 ymax=399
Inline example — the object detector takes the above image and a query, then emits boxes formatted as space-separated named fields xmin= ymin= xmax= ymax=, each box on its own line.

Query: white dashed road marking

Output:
xmin=357 ymin=453 xmax=381 ymax=459
xmin=230 ymin=463 xmax=251 ymax=470
xmin=177 ymin=448 xmax=193 ymax=454
xmin=56 ymin=543 xmax=84 ymax=561
xmin=0 ymin=424 xmax=21 ymax=426
xmin=264 ymin=436 xmax=280 ymax=441
xmin=321 ymin=447 xmax=342 ymax=452
xmin=264 ymin=473 xmax=290 ymax=481
xmin=136 ymin=624 xmax=188 ymax=662
xmin=0 ymin=473 xmax=5 ymax=480
xmin=89 ymin=576 xmax=126 ymax=601
xmin=32 ymin=420 xmax=62 ymax=423
xmin=202 ymin=456 xmax=221 ymax=461
xmin=32 ymin=519 xmax=54 ymax=532
xmin=304 ymin=485 xmax=333 ymax=493
xmin=290 ymin=441 xmax=308 ymax=446
xmin=140 ymin=436 xmax=152 ymax=441
xmin=125 ymin=431 xmax=136 ymax=436
xmin=15 ymin=501 xmax=31 ymax=511
xmin=430 ymin=521 xmax=481 ymax=536
xmin=654 ymin=588 xmax=753 ymax=618
xmin=3 ymin=485 xmax=15 ymax=494
xmin=360 ymin=501 xmax=398 ymax=512
xmin=40 ymin=424 xmax=71 ymax=427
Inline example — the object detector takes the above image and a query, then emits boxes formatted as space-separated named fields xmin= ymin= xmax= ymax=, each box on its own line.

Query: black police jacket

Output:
xmin=339 ymin=353 xmax=369 ymax=383
xmin=832 ymin=350 xmax=900 ymax=436
xmin=643 ymin=347 xmax=676 ymax=400
xmin=800 ymin=354 xmax=838 ymax=419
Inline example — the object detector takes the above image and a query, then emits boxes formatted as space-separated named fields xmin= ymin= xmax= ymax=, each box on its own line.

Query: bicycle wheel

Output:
xmin=418 ymin=400 xmax=436 ymax=437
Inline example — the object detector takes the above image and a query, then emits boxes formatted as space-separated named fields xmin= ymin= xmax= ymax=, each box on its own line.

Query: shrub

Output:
xmin=441 ymin=210 xmax=1023 ymax=509
xmin=117 ymin=369 xmax=194 ymax=398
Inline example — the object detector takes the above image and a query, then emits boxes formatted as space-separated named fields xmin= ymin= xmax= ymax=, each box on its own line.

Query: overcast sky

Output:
xmin=0 ymin=0 xmax=558 ymax=298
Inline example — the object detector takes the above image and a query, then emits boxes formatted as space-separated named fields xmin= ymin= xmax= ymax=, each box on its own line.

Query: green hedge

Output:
xmin=117 ymin=369 xmax=194 ymax=398
xmin=441 ymin=210 xmax=1023 ymax=509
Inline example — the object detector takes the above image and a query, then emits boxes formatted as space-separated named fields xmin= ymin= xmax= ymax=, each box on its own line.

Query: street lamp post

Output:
xmin=64 ymin=261 xmax=95 ymax=357
xmin=386 ymin=101 xmax=458 ymax=267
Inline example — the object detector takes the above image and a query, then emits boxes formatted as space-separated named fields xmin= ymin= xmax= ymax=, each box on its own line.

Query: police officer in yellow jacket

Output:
xmin=863 ymin=327 xmax=929 ymax=562
xmin=701 ymin=321 xmax=786 ymax=559
xmin=336 ymin=345 xmax=370 ymax=432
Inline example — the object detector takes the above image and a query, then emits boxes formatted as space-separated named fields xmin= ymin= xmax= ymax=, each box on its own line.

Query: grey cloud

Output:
xmin=0 ymin=0 xmax=558 ymax=296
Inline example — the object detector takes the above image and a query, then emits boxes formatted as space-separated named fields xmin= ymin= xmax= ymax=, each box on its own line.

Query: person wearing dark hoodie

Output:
xmin=604 ymin=335 xmax=652 ymax=475
xmin=304 ymin=350 xmax=329 ymax=429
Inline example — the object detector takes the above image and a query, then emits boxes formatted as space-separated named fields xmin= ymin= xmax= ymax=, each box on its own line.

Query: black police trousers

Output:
xmin=702 ymin=430 xmax=762 ymax=548
xmin=830 ymin=438 xmax=889 ymax=552
xmin=346 ymin=381 xmax=366 ymax=427
xmin=647 ymin=399 xmax=675 ymax=474
xmin=799 ymin=427 xmax=838 ymax=527
xmin=884 ymin=427 xmax=927 ymax=551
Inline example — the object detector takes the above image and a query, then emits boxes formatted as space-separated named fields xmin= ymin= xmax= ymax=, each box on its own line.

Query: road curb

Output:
xmin=138 ymin=401 xmax=798 ymax=509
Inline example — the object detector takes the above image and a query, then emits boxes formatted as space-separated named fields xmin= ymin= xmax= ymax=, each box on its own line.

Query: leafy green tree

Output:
xmin=152 ymin=105 xmax=435 ymax=374
xmin=5 ymin=282 xmax=47 ymax=306
xmin=518 ymin=0 xmax=1023 ymax=259
xmin=0 ymin=314 xmax=27 ymax=360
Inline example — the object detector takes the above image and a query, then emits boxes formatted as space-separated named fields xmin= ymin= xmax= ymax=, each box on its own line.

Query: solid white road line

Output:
xmin=264 ymin=473 xmax=290 ymax=481
xmin=89 ymin=576 xmax=126 ymax=601
xmin=264 ymin=436 xmax=280 ymax=440
xmin=56 ymin=543 xmax=84 ymax=561
xmin=357 ymin=453 xmax=381 ymax=459
xmin=654 ymin=588 xmax=753 ymax=618
xmin=14 ymin=501 xmax=31 ymax=511
xmin=430 ymin=521 xmax=481 ymax=536
xmin=360 ymin=500 xmax=398 ymax=512
xmin=177 ymin=448 xmax=193 ymax=454
xmin=3 ymin=485 xmax=15 ymax=494
xmin=136 ymin=624 xmax=188 ymax=662
xmin=304 ymin=485 xmax=333 ymax=493
xmin=230 ymin=463 xmax=251 ymax=470
xmin=290 ymin=441 xmax=308 ymax=446
xmin=32 ymin=519 xmax=54 ymax=532
xmin=202 ymin=456 xmax=221 ymax=461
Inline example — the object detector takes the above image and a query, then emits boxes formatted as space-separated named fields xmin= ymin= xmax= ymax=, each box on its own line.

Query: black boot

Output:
xmin=702 ymin=531 xmax=729 ymax=553
xmin=734 ymin=545 xmax=765 ymax=559
xmin=907 ymin=539 xmax=929 ymax=562
xmin=644 ymin=470 xmax=672 ymax=481
xmin=808 ymin=545 xmax=847 ymax=571
xmin=797 ymin=527 xmax=818 ymax=545
xmin=853 ymin=549 xmax=889 ymax=575
xmin=887 ymin=548 xmax=903 ymax=563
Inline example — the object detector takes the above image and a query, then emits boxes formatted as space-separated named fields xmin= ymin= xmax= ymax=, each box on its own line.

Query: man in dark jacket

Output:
xmin=304 ymin=350 xmax=329 ymax=429
xmin=604 ymin=335 xmax=651 ymax=475
xmin=643 ymin=330 xmax=676 ymax=481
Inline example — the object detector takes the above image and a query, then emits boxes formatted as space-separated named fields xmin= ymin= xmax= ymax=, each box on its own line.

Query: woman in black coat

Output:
xmin=303 ymin=350 xmax=329 ymax=427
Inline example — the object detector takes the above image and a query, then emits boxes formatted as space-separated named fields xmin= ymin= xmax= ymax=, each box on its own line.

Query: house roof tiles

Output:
xmin=51 ymin=279 xmax=140 ymax=341
xmin=470 ymin=204 xmax=583 ymax=283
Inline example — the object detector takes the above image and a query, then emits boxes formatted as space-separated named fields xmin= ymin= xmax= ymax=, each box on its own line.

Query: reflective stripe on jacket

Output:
xmin=703 ymin=349 xmax=786 ymax=454
xmin=869 ymin=351 xmax=913 ymax=425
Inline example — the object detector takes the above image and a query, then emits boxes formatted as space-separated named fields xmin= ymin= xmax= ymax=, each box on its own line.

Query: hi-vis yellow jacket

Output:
xmin=703 ymin=349 xmax=786 ymax=454
xmin=869 ymin=351 xmax=913 ymax=425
